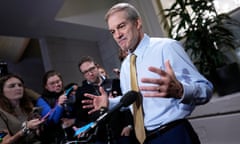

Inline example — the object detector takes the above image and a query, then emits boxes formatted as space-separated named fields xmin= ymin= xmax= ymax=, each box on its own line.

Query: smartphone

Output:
xmin=41 ymin=111 xmax=51 ymax=120
xmin=65 ymin=86 xmax=74 ymax=98
xmin=28 ymin=107 xmax=42 ymax=120
xmin=32 ymin=107 xmax=42 ymax=114
xmin=0 ymin=131 xmax=7 ymax=138
xmin=111 ymin=79 xmax=122 ymax=97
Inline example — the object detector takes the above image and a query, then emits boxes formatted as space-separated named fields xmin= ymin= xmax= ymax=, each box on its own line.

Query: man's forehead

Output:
xmin=81 ymin=61 xmax=95 ymax=68
xmin=108 ymin=11 xmax=128 ymax=27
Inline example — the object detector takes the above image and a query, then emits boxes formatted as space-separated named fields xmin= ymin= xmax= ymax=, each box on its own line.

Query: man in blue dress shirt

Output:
xmin=81 ymin=2 xmax=213 ymax=144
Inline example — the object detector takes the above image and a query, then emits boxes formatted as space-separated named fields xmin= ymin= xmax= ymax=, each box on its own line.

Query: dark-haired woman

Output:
xmin=35 ymin=70 xmax=69 ymax=144
xmin=0 ymin=74 xmax=44 ymax=144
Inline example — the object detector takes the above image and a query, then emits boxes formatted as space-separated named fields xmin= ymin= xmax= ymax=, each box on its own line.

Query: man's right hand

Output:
xmin=82 ymin=87 xmax=108 ymax=114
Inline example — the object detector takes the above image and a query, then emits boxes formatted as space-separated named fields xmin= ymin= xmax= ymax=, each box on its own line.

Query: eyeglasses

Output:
xmin=82 ymin=66 xmax=96 ymax=75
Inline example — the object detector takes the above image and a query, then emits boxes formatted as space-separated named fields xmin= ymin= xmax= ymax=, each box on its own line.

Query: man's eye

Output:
xmin=110 ymin=30 xmax=115 ymax=34
xmin=118 ymin=23 xmax=125 ymax=29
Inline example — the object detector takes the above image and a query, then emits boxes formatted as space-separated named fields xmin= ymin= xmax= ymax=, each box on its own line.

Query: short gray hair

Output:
xmin=104 ymin=3 xmax=141 ymax=23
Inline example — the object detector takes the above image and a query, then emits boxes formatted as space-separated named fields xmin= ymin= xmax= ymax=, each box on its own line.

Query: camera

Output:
xmin=0 ymin=60 xmax=8 ymax=77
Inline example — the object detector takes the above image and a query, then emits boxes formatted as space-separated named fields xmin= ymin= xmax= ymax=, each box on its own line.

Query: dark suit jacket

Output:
xmin=74 ymin=77 xmax=133 ymax=142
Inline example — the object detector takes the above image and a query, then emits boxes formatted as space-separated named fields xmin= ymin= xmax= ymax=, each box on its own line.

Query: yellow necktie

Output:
xmin=130 ymin=54 xmax=146 ymax=144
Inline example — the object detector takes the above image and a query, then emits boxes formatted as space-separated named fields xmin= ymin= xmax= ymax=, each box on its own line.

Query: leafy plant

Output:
xmin=162 ymin=0 xmax=240 ymax=78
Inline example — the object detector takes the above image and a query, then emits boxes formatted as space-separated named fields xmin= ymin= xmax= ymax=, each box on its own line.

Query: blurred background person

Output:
xmin=0 ymin=74 xmax=44 ymax=144
xmin=35 ymin=70 xmax=68 ymax=144
xmin=113 ymin=48 xmax=128 ymax=78
xmin=97 ymin=64 xmax=109 ymax=79
xmin=61 ymin=82 xmax=79 ymax=142
xmin=118 ymin=48 xmax=128 ymax=62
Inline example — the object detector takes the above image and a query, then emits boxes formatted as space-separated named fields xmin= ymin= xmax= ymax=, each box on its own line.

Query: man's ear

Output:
xmin=136 ymin=18 xmax=142 ymax=30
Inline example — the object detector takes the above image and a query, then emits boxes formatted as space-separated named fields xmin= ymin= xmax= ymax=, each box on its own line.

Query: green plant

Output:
xmin=162 ymin=0 xmax=240 ymax=78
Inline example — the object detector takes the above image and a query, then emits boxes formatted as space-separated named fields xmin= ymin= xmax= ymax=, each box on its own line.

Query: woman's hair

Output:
xmin=0 ymin=74 xmax=33 ymax=115
xmin=42 ymin=70 xmax=63 ymax=88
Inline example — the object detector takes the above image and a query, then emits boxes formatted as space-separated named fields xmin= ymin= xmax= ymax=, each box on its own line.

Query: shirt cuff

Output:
xmin=180 ymin=84 xmax=195 ymax=105
xmin=108 ymin=96 xmax=121 ymax=110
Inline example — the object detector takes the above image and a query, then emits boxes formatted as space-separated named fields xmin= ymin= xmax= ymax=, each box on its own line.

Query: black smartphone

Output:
xmin=111 ymin=79 xmax=122 ymax=97
xmin=28 ymin=107 xmax=42 ymax=120
xmin=32 ymin=107 xmax=42 ymax=114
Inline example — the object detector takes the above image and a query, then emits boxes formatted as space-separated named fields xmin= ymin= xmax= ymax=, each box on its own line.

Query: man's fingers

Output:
xmin=84 ymin=93 xmax=95 ymax=99
xmin=72 ymin=126 xmax=78 ymax=131
xmin=148 ymin=66 xmax=165 ymax=75
xmin=88 ymin=109 xmax=96 ymax=114
xmin=164 ymin=60 xmax=175 ymax=78
xmin=82 ymin=104 xmax=94 ymax=109
xmin=82 ymin=99 xmax=93 ymax=104
xmin=142 ymin=91 xmax=166 ymax=97
xmin=141 ymin=77 xmax=162 ymax=84
xmin=99 ymin=86 xmax=106 ymax=95
xmin=147 ymin=60 xmax=175 ymax=78
xmin=140 ymin=85 xmax=161 ymax=92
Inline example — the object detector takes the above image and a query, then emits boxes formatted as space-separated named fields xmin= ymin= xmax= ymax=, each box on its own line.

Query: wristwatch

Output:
xmin=21 ymin=121 xmax=31 ymax=136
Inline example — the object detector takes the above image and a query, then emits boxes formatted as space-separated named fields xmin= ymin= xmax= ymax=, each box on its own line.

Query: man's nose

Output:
xmin=114 ymin=30 xmax=123 ymax=39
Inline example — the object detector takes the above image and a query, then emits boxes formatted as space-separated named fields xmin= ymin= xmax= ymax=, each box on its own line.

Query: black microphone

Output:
xmin=95 ymin=90 xmax=138 ymax=123
xmin=74 ymin=90 xmax=138 ymax=136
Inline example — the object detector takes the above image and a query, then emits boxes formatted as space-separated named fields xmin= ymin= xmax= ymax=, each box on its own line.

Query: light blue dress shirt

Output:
xmin=110 ymin=34 xmax=213 ymax=131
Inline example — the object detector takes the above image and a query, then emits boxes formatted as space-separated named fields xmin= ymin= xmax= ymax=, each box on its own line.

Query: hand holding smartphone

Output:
xmin=0 ymin=131 xmax=7 ymax=141
xmin=40 ymin=111 xmax=51 ymax=120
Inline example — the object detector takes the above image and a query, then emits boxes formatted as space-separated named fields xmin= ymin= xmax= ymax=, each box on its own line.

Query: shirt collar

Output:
xmin=131 ymin=33 xmax=150 ymax=59
xmin=87 ymin=75 xmax=105 ymax=86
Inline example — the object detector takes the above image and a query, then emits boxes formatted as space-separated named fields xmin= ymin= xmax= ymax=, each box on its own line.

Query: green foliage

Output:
xmin=163 ymin=0 xmax=240 ymax=77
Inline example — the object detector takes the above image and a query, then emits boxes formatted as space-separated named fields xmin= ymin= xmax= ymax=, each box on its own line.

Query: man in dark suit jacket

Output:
xmin=74 ymin=56 xmax=135 ymax=144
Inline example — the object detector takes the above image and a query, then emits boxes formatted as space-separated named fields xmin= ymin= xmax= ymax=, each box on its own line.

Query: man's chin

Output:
xmin=118 ymin=42 xmax=126 ymax=49
xmin=119 ymin=46 xmax=128 ymax=52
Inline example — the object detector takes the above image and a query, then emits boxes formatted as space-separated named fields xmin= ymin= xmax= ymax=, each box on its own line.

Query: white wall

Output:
xmin=40 ymin=36 xmax=103 ymax=85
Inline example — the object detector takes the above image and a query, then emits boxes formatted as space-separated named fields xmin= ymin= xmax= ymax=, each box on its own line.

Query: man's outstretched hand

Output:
xmin=82 ymin=87 xmax=109 ymax=114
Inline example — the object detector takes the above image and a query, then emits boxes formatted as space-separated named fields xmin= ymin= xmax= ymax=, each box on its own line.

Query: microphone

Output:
xmin=74 ymin=90 xmax=138 ymax=136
